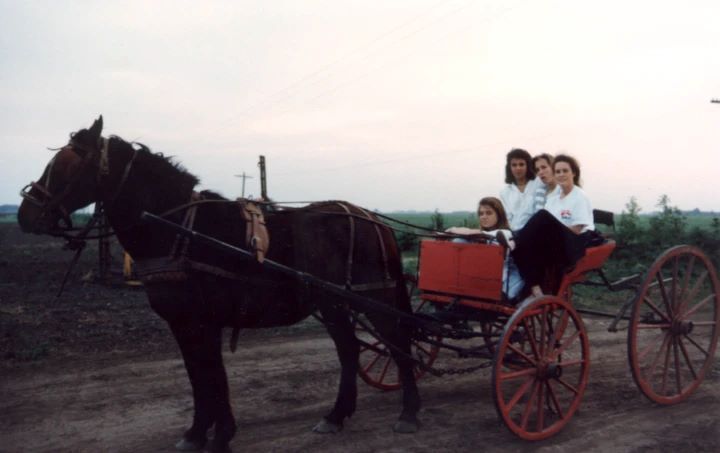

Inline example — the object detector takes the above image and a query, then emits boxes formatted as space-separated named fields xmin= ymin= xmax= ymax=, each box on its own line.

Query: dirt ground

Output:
xmin=1 ymin=223 xmax=719 ymax=452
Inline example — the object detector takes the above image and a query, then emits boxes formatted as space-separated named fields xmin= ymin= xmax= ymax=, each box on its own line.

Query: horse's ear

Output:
xmin=88 ymin=115 xmax=104 ymax=139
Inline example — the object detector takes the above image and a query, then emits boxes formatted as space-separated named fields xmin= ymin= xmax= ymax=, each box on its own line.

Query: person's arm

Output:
xmin=568 ymin=189 xmax=594 ymax=234
xmin=568 ymin=224 xmax=585 ymax=234
xmin=445 ymin=226 xmax=482 ymax=235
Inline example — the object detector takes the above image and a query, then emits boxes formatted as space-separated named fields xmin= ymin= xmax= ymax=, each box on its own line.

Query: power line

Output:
xmin=206 ymin=0 xmax=461 ymax=135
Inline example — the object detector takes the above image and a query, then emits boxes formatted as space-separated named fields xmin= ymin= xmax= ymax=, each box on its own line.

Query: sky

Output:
xmin=1 ymin=0 xmax=719 ymax=213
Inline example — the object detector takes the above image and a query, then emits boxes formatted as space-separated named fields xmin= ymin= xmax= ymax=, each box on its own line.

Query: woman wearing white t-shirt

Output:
xmin=499 ymin=155 xmax=596 ymax=297
xmin=499 ymin=148 xmax=542 ymax=230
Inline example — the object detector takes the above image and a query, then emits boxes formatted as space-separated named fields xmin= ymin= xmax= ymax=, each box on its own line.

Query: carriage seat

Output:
xmin=556 ymin=209 xmax=616 ymax=292
xmin=564 ymin=240 xmax=616 ymax=282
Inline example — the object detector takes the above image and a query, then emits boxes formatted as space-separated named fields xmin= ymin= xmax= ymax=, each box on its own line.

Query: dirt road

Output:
xmin=2 ymin=320 xmax=719 ymax=453
xmin=1 ymin=224 xmax=719 ymax=452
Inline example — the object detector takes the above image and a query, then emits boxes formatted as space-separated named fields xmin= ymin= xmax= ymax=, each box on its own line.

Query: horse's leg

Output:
xmin=312 ymin=302 xmax=359 ymax=434
xmin=170 ymin=322 xmax=212 ymax=451
xmin=386 ymin=323 xmax=421 ymax=433
xmin=169 ymin=322 xmax=236 ymax=452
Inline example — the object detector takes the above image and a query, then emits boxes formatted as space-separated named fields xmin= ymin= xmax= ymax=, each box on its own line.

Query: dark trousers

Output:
xmin=512 ymin=210 xmax=591 ymax=291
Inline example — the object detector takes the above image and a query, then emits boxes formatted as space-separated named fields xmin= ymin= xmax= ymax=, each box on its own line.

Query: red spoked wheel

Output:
xmin=492 ymin=296 xmax=590 ymax=440
xmin=628 ymin=245 xmax=720 ymax=404
xmin=357 ymin=297 xmax=440 ymax=391
xmin=357 ymin=273 xmax=441 ymax=391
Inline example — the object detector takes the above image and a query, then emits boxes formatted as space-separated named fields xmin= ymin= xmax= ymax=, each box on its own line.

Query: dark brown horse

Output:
xmin=18 ymin=117 xmax=421 ymax=452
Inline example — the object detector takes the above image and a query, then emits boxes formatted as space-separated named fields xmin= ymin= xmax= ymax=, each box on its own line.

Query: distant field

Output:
xmin=382 ymin=211 xmax=718 ymax=231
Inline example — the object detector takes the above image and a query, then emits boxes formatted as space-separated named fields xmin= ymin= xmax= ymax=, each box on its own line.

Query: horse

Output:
xmin=17 ymin=116 xmax=421 ymax=452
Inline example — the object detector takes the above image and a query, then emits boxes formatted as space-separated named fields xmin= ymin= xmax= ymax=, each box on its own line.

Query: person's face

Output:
xmin=510 ymin=158 xmax=527 ymax=182
xmin=554 ymin=161 xmax=575 ymax=190
xmin=534 ymin=158 xmax=553 ymax=185
xmin=478 ymin=205 xmax=499 ymax=230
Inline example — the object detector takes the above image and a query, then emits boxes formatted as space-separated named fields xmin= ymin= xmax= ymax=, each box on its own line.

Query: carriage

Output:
xmin=355 ymin=222 xmax=719 ymax=440
xmin=144 ymin=209 xmax=720 ymax=441
xmin=17 ymin=117 xmax=719 ymax=450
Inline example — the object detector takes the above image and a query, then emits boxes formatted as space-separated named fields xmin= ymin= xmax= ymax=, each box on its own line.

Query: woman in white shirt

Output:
xmin=499 ymin=155 xmax=596 ymax=297
xmin=500 ymin=148 xmax=542 ymax=230
xmin=531 ymin=153 xmax=556 ymax=213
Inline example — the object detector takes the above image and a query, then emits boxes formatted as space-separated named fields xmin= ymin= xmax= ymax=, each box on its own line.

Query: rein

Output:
xmin=150 ymin=198 xmax=479 ymax=241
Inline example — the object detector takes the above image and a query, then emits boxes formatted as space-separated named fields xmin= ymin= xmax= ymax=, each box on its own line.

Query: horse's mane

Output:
xmin=116 ymin=136 xmax=200 ymax=190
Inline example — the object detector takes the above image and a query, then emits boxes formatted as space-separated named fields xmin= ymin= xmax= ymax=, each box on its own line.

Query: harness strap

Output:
xmin=357 ymin=206 xmax=391 ymax=281
xmin=335 ymin=202 xmax=355 ymax=289
xmin=239 ymin=200 xmax=269 ymax=263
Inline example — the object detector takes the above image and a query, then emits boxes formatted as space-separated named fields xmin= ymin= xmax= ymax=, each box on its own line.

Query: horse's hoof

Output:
xmin=205 ymin=439 xmax=232 ymax=453
xmin=312 ymin=418 xmax=342 ymax=434
xmin=393 ymin=419 xmax=419 ymax=434
xmin=175 ymin=437 xmax=206 ymax=451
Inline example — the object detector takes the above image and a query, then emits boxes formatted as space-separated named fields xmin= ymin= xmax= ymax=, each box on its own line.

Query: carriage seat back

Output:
xmin=559 ymin=240 xmax=616 ymax=292
xmin=418 ymin=240 xmax=504 ymax=301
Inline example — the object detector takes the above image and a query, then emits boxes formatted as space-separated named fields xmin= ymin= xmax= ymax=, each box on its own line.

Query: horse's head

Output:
xmin=18 ymin=116 xmax=106 ymax=234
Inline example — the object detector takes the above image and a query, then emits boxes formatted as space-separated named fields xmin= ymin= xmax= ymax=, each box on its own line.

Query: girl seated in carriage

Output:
xmin=445 ymin=197 xmax=524 ymax=301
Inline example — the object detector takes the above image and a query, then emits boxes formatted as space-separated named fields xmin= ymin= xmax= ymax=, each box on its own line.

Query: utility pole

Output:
xmin=234 ymin=172 xmax=254 ymax=198
xmin=258 ymin=155 xmax=267 ymax=200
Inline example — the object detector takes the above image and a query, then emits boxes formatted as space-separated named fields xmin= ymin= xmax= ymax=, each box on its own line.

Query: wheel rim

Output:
xmin=492 ymin=296 xmax=590 ymax=440
xmin=357 ymin=298 xmax=440 ymax=391
xmin=628 ymin=245 xmax=720 ymax=404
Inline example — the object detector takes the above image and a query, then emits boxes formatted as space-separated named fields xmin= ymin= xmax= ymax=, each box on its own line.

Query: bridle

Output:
xmin=20 ymin=135 xmax=138 ymax=237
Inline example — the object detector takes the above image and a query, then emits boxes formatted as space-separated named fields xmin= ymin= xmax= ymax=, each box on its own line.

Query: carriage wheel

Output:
xmin=628 ymin=245 xmax=720 ymax=405
xmin=356 ymin=276 xmax=440 ymax=391
xmin=492 ymin=296 xmax=590 ymax=440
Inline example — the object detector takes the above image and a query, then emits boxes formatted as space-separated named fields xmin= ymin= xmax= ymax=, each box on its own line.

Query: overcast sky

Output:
xmin=2 ymin=0 xmax=719 ymax=213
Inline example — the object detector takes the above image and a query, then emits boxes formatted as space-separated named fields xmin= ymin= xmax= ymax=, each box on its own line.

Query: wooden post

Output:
xmin=259 ymin=155 xmax=267 ymax=200
xmin=96 ymin=203 xmax=111 ymax=282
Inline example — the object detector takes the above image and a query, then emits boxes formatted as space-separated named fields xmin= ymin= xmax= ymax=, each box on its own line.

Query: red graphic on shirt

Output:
xmin=561 ymin=209 xmax=572 ymax=220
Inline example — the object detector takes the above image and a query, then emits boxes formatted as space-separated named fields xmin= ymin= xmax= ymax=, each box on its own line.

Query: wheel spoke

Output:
xmin=673 ymin=337 xmax=682 ymax=395
xmin=507 ymin=343 xmax=537 ymax=366
xmin=500 ymin=368 xmax=537 ymax=381
xmin=546 ymin=381 xmax=565 ymax=419
xmin=549 ymin=310 xmax=570 ymax=353
xmin=659 ymin=336 xmax=672 ymax=395
xmin=637 ymin=323 xmax=672 ymax=329
xmin=677 ymin=337 xmax=698 ymax=380
xmin=522 ymin=318 xmax=542 ymax=361
xmin=678 ymin=270 xmax=709 ymax=316
xmin=363 ymin=349 xmax=384 ymax=373
xmin=656 ymin=270 xmax=674 ymax=318
xmin=550 ymin=329 xmax=581 ymax=361
xmin=646 ymin=333 xmax=671 ymax=379
xmin=554 ymin=377 xmax=579 ymax=395
xmin=637 ymin=332 xmax=664 ymax=361
xmin=536 ymin=377 xmax=545 ymax=432
xmin=678 ymin=255 xmax=696 ymax=309
xmin=520 ymin=380 xmax=540 ymax=430
xmin=680 ymin=294 xmax=716 ymax=321
xmin=378 ymin=355 xmax=393 ymax=382
xmin=540 ymin=306 xmax=548 ymax=358
xmin=506 ymin=376 xmax=535 ymax=411
xmin=556 ymin=359 xmax=585 ymax=368
xmin=643 ymin=296 xmax=672 ymax=323
xmin=683 ymin=333 xmax=710 ymax=358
